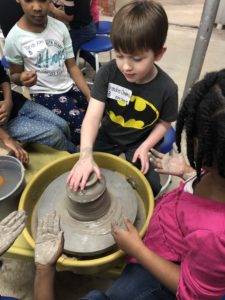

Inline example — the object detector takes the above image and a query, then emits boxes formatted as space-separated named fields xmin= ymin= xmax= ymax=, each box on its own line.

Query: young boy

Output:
xmin=67 ymin=0 xmax=178 ymax=196
xmin=4 ymin=0 xmax=90 ymax=146
xmin=0 ymin=62 xmax=76 ymax=159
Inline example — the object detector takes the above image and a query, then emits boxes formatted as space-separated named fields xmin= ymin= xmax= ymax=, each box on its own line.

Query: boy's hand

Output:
xmin=35 ymin=211 xmax=64 ymax=266
xmin=132 ymin=144 xmax=150 ymax=174
xmin=0 ymin=211 xmax=26 ymax=256
xmin=0 ymin=100 xmax=13 ymax=125
xmin=111 ymin=218 xmax=144 ymax=257
xmin=3 ymin=137 xmax=29 ymax=163
xmin=67 ymin=147 xmax=101 ymax=191
xmin=20 ymin=70 xmax=37 ymax=87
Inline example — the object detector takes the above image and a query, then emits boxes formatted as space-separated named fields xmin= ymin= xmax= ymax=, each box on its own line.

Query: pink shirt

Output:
xmin=131 ymin=179 xmax=225 ymax=299
xmin=90 ymin=0 xmax=99 ymax=24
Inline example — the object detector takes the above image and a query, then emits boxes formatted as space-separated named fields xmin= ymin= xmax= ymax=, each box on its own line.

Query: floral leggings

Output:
xmin=31 ymin=85 xmax=88 ymax=145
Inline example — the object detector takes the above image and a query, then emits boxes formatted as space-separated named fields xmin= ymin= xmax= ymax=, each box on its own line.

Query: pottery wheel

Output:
xmin=36 ymin=168 xmax=138 ymax=256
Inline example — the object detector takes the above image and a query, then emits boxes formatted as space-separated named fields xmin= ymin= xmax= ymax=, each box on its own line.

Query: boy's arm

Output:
xmin=9 ymin=62 xmax=37 ymax=87
xmin=65 ymin=58 xmax=91 ymax=101
xmin=132 ymin=120 xmax=171 ymax=174
xmin=67 ymin=98 xmax=105 ymax=191
xmin=142 ymin=120 xmax=171 ymax=150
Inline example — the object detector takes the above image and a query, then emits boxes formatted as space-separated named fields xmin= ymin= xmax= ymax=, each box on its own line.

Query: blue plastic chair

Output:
xmin=158 ymin=126 xmax=176 ymax=193
xmin=1 ymin=55 xmax=9 ymax=69
xmin=76 ymin=35 xmax=113 ymax=72
xmin=160 ymin=126 xmax=175 ymax=154
xmin=97 ymin=21 xmax=112 ymax=35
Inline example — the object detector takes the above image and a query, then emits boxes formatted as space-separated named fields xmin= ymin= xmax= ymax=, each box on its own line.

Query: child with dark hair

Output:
xmin=33 ymin=69 xmax=225 ymax=300
xmin=82 ymin=69 xmax=225 ymax=299
xmin=0 ymin=62 xmax=76 ymax=159
xmin=67 ymin=0 xmax=178 ymax=196
xmin=4 ymin=0 xmax=90 ymax=146
xmin=50 ymin=0 xmax=97 ymax=71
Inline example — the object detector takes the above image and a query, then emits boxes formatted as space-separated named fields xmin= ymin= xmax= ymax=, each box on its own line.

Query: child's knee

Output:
xmin=80 ymin=290 xmax=109 ymax=300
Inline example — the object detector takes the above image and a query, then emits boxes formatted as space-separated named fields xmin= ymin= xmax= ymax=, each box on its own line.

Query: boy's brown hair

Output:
xmin=110 ymin=0 xmax=168 ymax=55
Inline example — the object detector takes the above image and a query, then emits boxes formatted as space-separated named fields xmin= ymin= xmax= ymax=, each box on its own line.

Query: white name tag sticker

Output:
xmin=107 ymin=83 xmax=132 ymax=104
xmin=22 ymin=39 xmax=47 ymax=58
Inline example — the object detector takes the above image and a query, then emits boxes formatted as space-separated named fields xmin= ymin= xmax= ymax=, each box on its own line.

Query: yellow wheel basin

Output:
xmin=19 ymin=152 xmax=154 ymax=274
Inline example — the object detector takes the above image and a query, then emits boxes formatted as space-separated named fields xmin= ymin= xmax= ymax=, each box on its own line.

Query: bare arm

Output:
xmin=49 ymin=3 xmax=73 ymax=23
xmin=34 ymin=211 xmax=64 ymax=300
xmin=65 ymin=58 xmax=91 ymax=101
xmin=0 ymin=81 xmax=13 ymax=125
xmin=0 ymin=127 xmax=29 ymax=163
xmin=67 ymin=98 xmax=105 ymax=190
xmin=142 ymin=120 xmax=171 ymax=150
xmin=132 ymin=120 xmax=171 ymax=174
xmin=9 ymin=62 xmax=37 ymax=87
xmin=112 ymin=219 xmax=179 ymax=294
xmin=34 ymin=265 xmax=56 ymax=300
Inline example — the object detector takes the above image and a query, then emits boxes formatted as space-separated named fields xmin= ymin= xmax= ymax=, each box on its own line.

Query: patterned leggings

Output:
xmin=31 ymin=85 xmax=88 ymax=145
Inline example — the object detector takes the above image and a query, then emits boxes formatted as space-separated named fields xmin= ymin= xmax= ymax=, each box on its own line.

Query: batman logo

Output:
xmin=107 ymin=95 xmax=159 ymax=129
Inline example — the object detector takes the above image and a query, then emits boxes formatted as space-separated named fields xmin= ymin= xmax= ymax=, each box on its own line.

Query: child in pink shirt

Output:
xmin=34 ymin=68 xmax=225 ymax=300
xmin=81 ymin=68 xmax=225 ymax=300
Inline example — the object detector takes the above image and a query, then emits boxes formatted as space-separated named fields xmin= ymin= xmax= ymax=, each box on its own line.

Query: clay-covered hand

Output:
xmin=35 ymin=211 xmax=64 ymax=266
xmin=67 ymin=147 xmax=101 ymax=191
xmin=20 ymin=70 xmax=37 ymax=87
xmin=0 ymin=210 xmax=26 ymax=255
xmin=150 ymin=145 xmax=191 ymax=177
xmin=111 ymin=218 xmax=144 ymax=257
xmin=132 ymin=144 xmax=150 ymax=175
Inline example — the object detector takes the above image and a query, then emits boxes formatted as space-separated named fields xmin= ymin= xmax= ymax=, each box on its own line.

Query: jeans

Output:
xmin=94 ymin=130 xmax=161 ymax=196
xmin=81 ymin=264 xmax=176 ymax=300
xmin=70 ymin=22 xmax=97 ymax=70
xmin=6 ymin=100 xmax=76 ymax=153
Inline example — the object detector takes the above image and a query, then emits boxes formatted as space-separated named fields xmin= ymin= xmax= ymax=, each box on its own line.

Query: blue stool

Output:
xmin=97 ymin=21 xmax=112 ymax=35
xmin=76 ymin=35 xmax=113 ymax=72
xmin=1 ymin=55 xmax=9 ymax=69
xmin=158 ymin=126 xmax=176 ymax=194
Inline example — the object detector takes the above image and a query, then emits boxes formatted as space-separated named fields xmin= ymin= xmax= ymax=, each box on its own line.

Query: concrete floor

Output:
xmin=1 ymin=0 xmax=225 ymax=299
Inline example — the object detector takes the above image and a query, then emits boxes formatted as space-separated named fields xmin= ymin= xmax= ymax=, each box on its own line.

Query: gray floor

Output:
xmin=1 ymin=1 xmax=225 ymax=299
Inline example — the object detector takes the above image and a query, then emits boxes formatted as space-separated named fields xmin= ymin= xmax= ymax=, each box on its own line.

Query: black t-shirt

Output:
xmin=0 ymin=0 xmax=23 ymax=37
xmin=91 ymin=60 xmax=178 ymax=146
xmin=64 ymin=0 xmax=92 ymax=29
xmin=0 ymin=63 xmax=26 ymax=120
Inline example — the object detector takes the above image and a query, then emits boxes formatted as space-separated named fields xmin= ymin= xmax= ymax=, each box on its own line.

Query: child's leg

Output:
xmin=68 ymin=85 xmax=88 ymax=111
xmin=6 ymin=106 xmax=76 ymax=153
xmin=80 ymin=264 xmax=176 ymax=300
xmin=20 ymin=100 xmax=72 ymax=139
xmin=31 ymin=91 xmax=87 ymax=145
xmin=125 ymin=146 xmax=161 ymax=196
xmin=70 ymin=22 xmax=97 ymax=70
